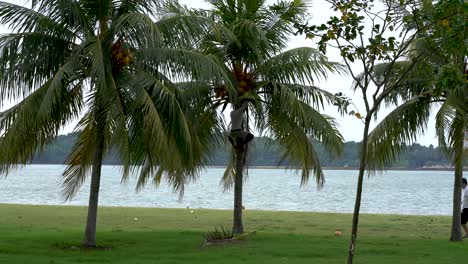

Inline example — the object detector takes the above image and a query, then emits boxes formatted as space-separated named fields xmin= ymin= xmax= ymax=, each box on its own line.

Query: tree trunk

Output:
xmin=82 ymin=15 xmax=108 ymax=247
xmin=233 ymin=148 xmax=245 ymax=234
xmin=450 ymin=38 xmax=466 ymax=241
xmin=450 ymin=115 xmax=465 ymax=241
xmin=347 ymin=118 xmax=371 ymax=264
xmin=450 ymin=161 xmax=463 ymax=241
xmin=82 ymin=137 xmax=104 ymax=247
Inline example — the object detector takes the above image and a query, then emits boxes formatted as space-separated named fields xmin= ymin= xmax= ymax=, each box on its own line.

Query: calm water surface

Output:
xmin=0 ymin=165 xmax=463 ymax=215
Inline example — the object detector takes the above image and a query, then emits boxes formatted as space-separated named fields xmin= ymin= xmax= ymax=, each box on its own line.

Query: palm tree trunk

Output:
xmin=450 ymin=116 xmax=465 ymax=241
xmin=450 ymin=158 xmax=463 ymax=241
xmin=347 ymin=118 xmax=371 ymax=264
xmin=82 ymin=137 xmax=104 ymax=247
xmin=450 ymin=42 xmax=466 ymax=241
xmin=233 ymin=148 xmax=245 ymax=234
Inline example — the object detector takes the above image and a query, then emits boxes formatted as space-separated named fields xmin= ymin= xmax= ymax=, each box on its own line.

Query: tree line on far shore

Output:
xmin=32 ymin=132 xmax=457 ymax=169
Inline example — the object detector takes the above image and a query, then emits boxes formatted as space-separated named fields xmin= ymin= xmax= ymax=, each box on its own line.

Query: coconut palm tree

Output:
xmin=364 ymin=16 xmax=467 ymax=241
xmin=182 ymin=0 xmax=346 ymax=234
xmin=0 ymin=0 xmax=228 ymax=247
xmin=365 ymin=60 xmax=467 ymax=240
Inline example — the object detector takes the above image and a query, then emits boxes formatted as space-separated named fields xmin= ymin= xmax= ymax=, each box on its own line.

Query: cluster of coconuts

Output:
xmin=214 ymin=85 xmax=228 ymax=99
xmin=111 ymin=40 xmax=133 ymax=71
xmin=213 ymin=69 xmax=256 ymax=99
xmin=235 ymin=72 xmax=255 ymax=93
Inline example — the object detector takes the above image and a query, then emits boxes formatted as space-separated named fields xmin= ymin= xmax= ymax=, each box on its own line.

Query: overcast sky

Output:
xmin=0 ymin=0 xmax=440 ymax=146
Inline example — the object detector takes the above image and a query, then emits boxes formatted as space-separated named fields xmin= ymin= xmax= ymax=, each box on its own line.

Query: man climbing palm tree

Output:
xmin=182 ymin=0 xmax=346 ymax=233
xmin=228 ymin=99 xmax=254 ymax=152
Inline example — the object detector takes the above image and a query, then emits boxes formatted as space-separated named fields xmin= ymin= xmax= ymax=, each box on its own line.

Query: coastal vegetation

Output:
xmin=0 ymin=0 xmax=466 ymax=263
xmin=32 ymin=132 xmax=458 ymax=169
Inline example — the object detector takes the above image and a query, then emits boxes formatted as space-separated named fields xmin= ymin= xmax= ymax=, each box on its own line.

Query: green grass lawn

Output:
xmin=0 ymin=204 xmax=466 ymax=263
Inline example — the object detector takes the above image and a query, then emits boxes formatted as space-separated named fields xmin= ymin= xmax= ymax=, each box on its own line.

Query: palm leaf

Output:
xmin=138 ymin=47 xmax=236 ymax=92
xmin=256 ymin=47 xmax=346 ymax=85
xmin=267 ymin=108 xmax=325 ymax=186
xmin=62 ymin=111 xmax=97 ymax=200
xmin=0 ymin=32 xmax=77 ymax=102
xmin=367 ymin=96 xmax=432 ymax=171
xmin=0 ymin=80 xmax=82 ymax=175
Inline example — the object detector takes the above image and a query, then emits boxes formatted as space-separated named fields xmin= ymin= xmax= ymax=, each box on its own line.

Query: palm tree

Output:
xmin=368 ymin=29 xmax=468 ymax=241
xmin=365 ymin=60 xmax=467 ymax=240
xmin=188 ymin=0 xmax=346 ymax=234
xmin=364 ymin=0 xmax=467 ymax=241
xmin=0 ymin=0 xmax=228 ymax=247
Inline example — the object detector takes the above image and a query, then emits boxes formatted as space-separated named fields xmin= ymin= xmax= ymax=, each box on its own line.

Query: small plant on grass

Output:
xmin=204 ymin=226 xmax=234 ymax=242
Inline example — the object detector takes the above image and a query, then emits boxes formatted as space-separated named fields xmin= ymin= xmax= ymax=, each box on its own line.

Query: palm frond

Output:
xmin=260 ymin=82 xmax=344 ymax=185
xmin=114 ymin=0 xmax=160 ymax=17
xmin=267 ymin=108 xmax=325 ymax=186
xmin=31 ymin=0 xmax=92 ymax=35
xmin=126 ymin=77 xmax=171 ymax=161
xmin=80 ymin=0 xmax=112 ymax=22
xmin=62 ymin=112 xmax=97 ymax=200
xmin=221 ymin=147 xmax=236 ymax=191
xmin=154 ymin=4 xmax=217 ymax=49
xmin=131 ymin=77 xmax=226 ymax=193
xmin=82 ymin=37 xmax=107 ymax=84
xmin=361 ymin=60 xmax=436 ymax=106
xmin=262 ymin=0 xmax=308 ymax=50
xmin=138 ymin=47 xmax=236 ymax=92
xmin=367 ymin=96 xmax=432 ymax=171
xmin=104 ymin=74 xmax=132 ymax=183
xmin=0 ymin=31 xmax=78 ymax=103
xmin=134 ymin=71 xmax=193 ymax=157
xmin=125 ymin=74 xmax=202 ymax=195
xmin=135 ymin=158 xmax=160 ymax=191
xmin=0 ymin=1 xmax=79 ymax=36
xmin=0 ymin=80 xmax=82 ymax=176
xmin=259 ymin=82 xmax=334 ymax=110
xmin=108 ymin=11 xmax=165 ymax=49
xmin=262 ymin=82 xmax=344 ymax=154
xmin=437 ymin=100 xmax=468 ymax=157
xmin=435 ymin=101 xmax=454 ymax=151
xmin=256 ymin=47 xmax=346 ymax=85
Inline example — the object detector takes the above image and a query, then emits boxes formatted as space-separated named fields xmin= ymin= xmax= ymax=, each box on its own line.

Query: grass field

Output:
xmin=0 ymin=204 xmax=466 ymax=263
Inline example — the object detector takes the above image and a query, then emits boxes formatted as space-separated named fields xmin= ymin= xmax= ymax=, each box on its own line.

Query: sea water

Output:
xmin=0 ymin=165 xmax=462 ymax=215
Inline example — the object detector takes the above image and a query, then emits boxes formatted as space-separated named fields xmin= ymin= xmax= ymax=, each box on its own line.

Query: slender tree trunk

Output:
xmin=233 ymin=148 xmax=245 ymax=234
xmin=82 ymin=137 xmax=104 ymax=247
xmin=347 ymin=118 xmax=371 ymax=264
xmin=81 ymin=14 xmax=108 ymax=248
xmin=450 ymin=36 xmax=466 ymax=240
xmin=450 ymin=159 xmax=463 ymax=241
xmin=450 ymin=114 xmax=465 ymax=241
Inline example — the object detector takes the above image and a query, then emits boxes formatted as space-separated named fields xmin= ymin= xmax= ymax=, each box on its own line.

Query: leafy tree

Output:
xmin=297 ymin=0 xmax=436 ymax=262
xmin=184 ymin=0 xmax=346 ymax=234
xmin=0 ymin=0 xmax=225 ymax=247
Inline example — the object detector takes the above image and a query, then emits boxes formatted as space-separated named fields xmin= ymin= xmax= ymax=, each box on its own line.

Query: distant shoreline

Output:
xmin=26 ymin=163 xmax=466 ymax=171
xmin=207 ymin=165 xmax=464 ymax=171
